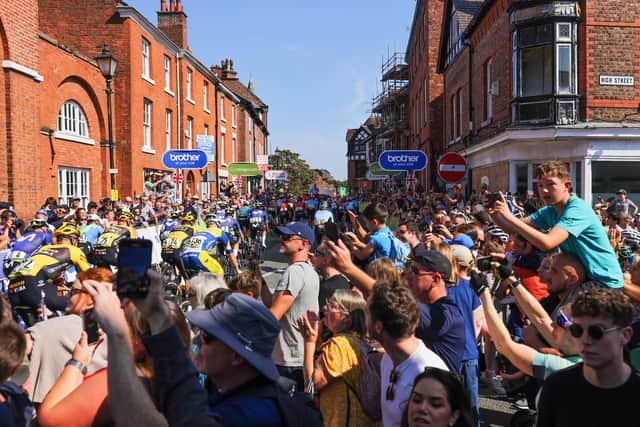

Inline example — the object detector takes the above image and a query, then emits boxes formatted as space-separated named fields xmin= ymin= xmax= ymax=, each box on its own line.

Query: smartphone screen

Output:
xmin=83 ymin=307 xmax=100 ymax=345
xmin=116 ymin=239 xmax=153 ymax=298
xmin=324 ymin=222 xmax=339 ymax=243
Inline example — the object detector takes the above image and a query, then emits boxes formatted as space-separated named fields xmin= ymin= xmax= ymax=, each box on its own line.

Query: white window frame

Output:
xmin=56 ymin=100 xmax=93 ymax=145
xmin=231 ymin=102 xmax=236 ymax=127
xmin=458 ymin=89 xmax=463 ymax=139
xmin=165 ymin=109 xmax=172 ymax=151
xmin=483 ymin=59 xmax=493 ymax=125
xmin=58 ymin=167 xmax=90 ymax=207
xmin=203 ymin=81 xmax=209 ymax=112
xmin=204 ymin=124 xmax=209 ymax=136
xmin=220 ymin=95 xmax=225 ymax=121
xmin=143 ymin=99 xmax=153 ymax=152
xmin=556 ymin=43 xmax=573 ymax=94
xmin=220 ymin=128 xmax=226 ymax=164
xmin=142 ymin=38 xmax=150 ymax=78
xmin=164 ymin=55 xmax=172 ymax=93
xmin=232 ymin=135 xmax=236 ymax=162
xmin=186 ymin=116 xmax=193 ymax=149
xmin=186 ymin=68 xmax=194 ymax=103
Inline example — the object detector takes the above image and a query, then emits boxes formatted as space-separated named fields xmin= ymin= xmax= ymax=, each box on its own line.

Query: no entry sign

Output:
xmin=437 ymin=153 xmax=467 ymax=183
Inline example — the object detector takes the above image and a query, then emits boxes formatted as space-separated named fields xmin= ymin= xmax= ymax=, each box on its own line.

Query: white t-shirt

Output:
xmin=380 ymin=339 xmax=449 ymax=427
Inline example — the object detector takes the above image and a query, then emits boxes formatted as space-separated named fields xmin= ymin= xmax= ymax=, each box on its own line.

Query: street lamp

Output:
xmin=95 ymin=43 xmax=118 ymax=195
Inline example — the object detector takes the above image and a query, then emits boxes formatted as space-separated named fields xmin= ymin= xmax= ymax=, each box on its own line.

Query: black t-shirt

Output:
xmin=416 ymin=296 xmax=466 ymax=373
xmin=537 ymin=363 xmax=640 ymax=427
xmin=318 ymin=274 xmax=351 ymax=308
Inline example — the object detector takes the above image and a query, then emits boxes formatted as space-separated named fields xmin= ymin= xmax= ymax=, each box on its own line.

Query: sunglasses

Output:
xmin=568 ymin=323 xmax=622 ymax=340
xmin=199 ymin=329 xmax=218 ymax=345
xmin=407 ymin=266 xmax=441 ymax=278
xmin=386 ymin=368 xmax=399 ymax=401
xmin=281 ymin=234 xmax=303 ymax=242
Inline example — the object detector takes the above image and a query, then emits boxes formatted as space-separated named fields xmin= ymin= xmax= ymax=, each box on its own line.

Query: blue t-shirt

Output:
xmin=367 ymin=226 xmax=393 ymax=263
xmin=416 ymin=296 xmax=466 ymax=373
xmin=528 ymin=195 xmax=623 ymax=289
xmin=447 ymin=278 xmax=481 ymax=362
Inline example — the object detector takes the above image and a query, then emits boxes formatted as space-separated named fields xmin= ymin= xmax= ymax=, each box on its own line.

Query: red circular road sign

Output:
xmin=437 ymin=153 xmax=467 ymax=183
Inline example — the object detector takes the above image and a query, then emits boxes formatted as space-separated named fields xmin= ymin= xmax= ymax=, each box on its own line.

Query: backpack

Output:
xmin=344 ymin=336 xmax=384 ymax=421
xmin=386 ymin=230 xmax=411 ymax=271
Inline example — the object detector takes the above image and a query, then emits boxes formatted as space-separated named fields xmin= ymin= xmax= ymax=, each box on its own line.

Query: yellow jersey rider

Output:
xmin=8 ymin=223 xmax=90 ymax=323
xmin=161 ymin=211 xmax=196 ymax=271
xmin=92 ymin=210 xmax=137 ymax=267
xmin=180 ymin=215 xmax=239 ymax=278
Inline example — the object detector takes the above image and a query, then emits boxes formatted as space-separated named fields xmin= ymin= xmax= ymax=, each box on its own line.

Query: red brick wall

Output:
xmin=443 ymin=48 xmax=469 ymax=144
xmin=584 ymin=0 xmax=640 ymax=121
xmin=39 ymin=35 xmax=109 ymax=205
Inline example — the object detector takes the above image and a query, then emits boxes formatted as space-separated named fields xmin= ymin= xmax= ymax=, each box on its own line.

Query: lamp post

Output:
xmin=95 ymin=43 xmax=118 ymax=196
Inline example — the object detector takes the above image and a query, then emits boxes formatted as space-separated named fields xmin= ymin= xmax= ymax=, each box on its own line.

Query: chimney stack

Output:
xmin=158 ymin=0 xmax=188 ymax=49
xmin=220 ymin=58 xmax=238 ymax=80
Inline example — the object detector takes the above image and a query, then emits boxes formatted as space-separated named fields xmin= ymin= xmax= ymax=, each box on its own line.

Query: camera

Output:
xmin=476 ymin=256 xmax=493 ymax=272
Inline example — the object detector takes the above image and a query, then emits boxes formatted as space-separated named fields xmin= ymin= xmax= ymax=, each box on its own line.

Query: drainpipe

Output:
xmin=464 ymin=39 xmax=474 ymax=199
xmin=175 ymin=51 xmax=182 ymax=200
xmin=214 ymin=84 xmax=220 ymax=196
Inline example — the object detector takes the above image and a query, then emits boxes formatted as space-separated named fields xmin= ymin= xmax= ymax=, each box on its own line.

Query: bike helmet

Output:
xmin=117 ymin=210 xmax=134 ymax=222
xmin=619 ymin=244 xmax=633 ymax=259
xmin=30 ymin=218 xmax=48 ymax=229
xmin=205 ymin=215 xmax=219 ymax=225
xmin=319 ymin=201 xmax=329 ymax=210
xmin=54 ymin=222 xmax=80 ymax=238
xmin=225 ymin=208 xmax=234 ymax=216
xmin=180 ymin=212 xmax=195 ymax=222
xmin=170 ymin=210 xmax=180 ymax=219
xmin=487 ymin=225 xmax=509 ymax=243
xmin=218 ymin=202 xmax=228 ymax=209
xmin=254 ymin=201 xmax=263 ymax=209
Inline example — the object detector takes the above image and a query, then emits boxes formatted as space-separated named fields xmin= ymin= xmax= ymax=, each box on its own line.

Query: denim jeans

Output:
xmin=461 ymin=358 xmax=480 ymax=427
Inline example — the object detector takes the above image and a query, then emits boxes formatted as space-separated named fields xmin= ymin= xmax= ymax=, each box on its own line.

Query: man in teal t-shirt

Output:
xmin=490 ymin=160 xmax=622 ymax=289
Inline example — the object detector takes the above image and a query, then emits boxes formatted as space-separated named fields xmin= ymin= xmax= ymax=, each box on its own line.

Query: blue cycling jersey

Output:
xmin=182 ymin=230 xmax=232 ymax=256
xmin=306 ymin=199 xmax=319 ymax=210
xmin=163 ymin=218 xmax=180 ymax=233
xmin=249 ymin=209 xmax=269 ymax=226
xmin=237 ymin=206 xmax=252 ymax=219
xmin=220 ymin=217 xmax=242 ymax=238
xmin=215 ymin=209 xmax=226 ymax=220
xmin=12 ymin=231 xmax=52 ymax=255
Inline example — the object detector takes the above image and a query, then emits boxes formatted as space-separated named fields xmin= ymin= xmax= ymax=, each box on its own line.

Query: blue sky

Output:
xmin=127 ymin=0 xmax=416 ymax=180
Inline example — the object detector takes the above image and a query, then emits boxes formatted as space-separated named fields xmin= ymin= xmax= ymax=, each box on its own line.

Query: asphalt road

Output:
xmin=259 ymin=232 xmax=518 ymax=426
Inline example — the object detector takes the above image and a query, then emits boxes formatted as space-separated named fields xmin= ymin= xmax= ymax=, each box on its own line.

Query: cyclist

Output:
xmin=237 ymin=199 xmax=253 ymax=236
xmin=293 ymin=197 xmax=306 ymax=222
xmin=161 ymin=211 xmax=196 ymax=280
xmin=305 ymin=196 xmax=319 ymax=226
xmin=3 ymin=219 xmax=52 ymax=278
xmin=220 ymin=207 xmax=243 ymax=260
xmin=79 ymin=214 xmax=104 ymax=248
xmin=249 ymin=201 xmax=269 ymax=250
xmin=7 ymin=223 xmax=90 ymax=325
xmin=181 ymin=216 xmax=239 ymax=278
xmin=278 ymin=197 xmax=292 ymax=225
xmin=215 ymin=201 xmax=228 ymax=221
xmin=92 ymin=210 xmax=137 ymax=267
xmin=313 ymin=200 xmax=335 ymax=244
xmin=159 ymin=210 xmax=180 ymax=241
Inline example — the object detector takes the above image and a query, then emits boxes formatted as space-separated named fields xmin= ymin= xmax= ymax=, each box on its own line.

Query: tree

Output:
xmin=269 ymin=149 xmax=318 ymax=196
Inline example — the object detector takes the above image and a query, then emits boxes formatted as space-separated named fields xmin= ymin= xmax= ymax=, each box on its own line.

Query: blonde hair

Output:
xmin=367 ymin=257 xmax=400 ymax=286
xmin=433 ymin=242 xmax=459 ymax=284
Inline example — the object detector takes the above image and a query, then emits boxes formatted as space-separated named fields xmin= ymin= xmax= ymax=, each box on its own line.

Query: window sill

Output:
xmin=186 ymin=97 xmax=196 ymax=105
xmin=221 ymin=118 xmax=227 ymax=123
xmin=165 ymin=88 xmax=175 ymax=97
xmin=142 ymin=146 xmax=156 ymax=154
xmin=142 ymin=75 xmax=156 ymax=86
xmin=204 ymin=107 xmax=211 ymax=114
xmin=480 ymin=118 xmax=492 ymax=128
xmin=54 ymin=131 xmax=95 ymax=145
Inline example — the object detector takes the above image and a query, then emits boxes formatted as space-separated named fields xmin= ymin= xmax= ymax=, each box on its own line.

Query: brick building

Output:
xmin=434 ymin=0 xmax=640 ymax=204
xmin=406 ymin=0 xmax=446 ymax=190
xmin=0 ymin=0 xmax=269 ymax=217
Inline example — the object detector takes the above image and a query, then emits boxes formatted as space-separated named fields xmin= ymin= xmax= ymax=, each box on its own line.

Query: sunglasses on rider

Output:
xmin=568 ymin=323 xmax=622 ymax=340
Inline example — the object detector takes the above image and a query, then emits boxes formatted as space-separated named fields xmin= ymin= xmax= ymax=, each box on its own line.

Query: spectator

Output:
xmin=406 ymin=251 xmax=466 ymax=373
xmin=187 ymin=272 xmax=227 ymax=310
xmin=297 ymin=290 xmax=375 ymax=426
xmin=366 ymin=257 xmax=401 ymax=289
xmin=25 ymin=268 xmax=110 ymax=404
xmin=263 ymin=221 xmax=319 ymax=390
xmin=369 ymin=282 xmax=448 ymax=427
xmin=345 ymin=202 xmax=394 ymax=263
xmin=397 ymin=221 xmax=429 ymax=258
xmin=0 ymin=317 xmax=32 ymax=427
xmin=227 ymin=270 xmax=262 ymax=299
xmin=536 ymin=288 xmax=640 ymax=426
xmin=312 ymin=239 xmax=351 ymax=308
xmin=490 ymin=160 xmax=623 ymax=289
xmin=610 ymin=188 xmax=638 ymax=216
xmin=401 ymin=367 xmax=473 ymax=427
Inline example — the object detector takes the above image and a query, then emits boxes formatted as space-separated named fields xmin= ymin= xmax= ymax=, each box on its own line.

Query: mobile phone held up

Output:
xmin=324 ymin=222 xmax=340 ymax=244
xmin=116 ymin=238 xmax=153 ymax=299
xmin=83 ymin=307 xmax=100 ymax=345
xmin=487 ymin=193 xmax=500 ymax=209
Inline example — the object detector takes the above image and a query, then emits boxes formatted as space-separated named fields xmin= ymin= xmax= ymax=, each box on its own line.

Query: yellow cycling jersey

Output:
xmin=163 ymin=224 xmax=195 ymax=250
xmin=94 ymin=224 xmax=136 ymax=248
xmin=10 ymin=244 xmax=90 ymax=279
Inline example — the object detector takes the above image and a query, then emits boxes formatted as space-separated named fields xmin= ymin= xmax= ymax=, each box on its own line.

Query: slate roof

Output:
xmin=223 ymin=79 xmax=267 ymax=109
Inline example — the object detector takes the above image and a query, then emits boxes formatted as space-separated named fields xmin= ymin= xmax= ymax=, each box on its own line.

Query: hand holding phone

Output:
xmin=324 ymin=222 xmax=340 ymax=243
xmin=83 ymin=307 xmax=101 ymax=345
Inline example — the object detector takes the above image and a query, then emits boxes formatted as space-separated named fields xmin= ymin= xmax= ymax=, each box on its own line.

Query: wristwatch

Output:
xmin=65 ymin=359 xmax=88 ymax=375
xmin=508 ymin=279 xmax=523 ymax=291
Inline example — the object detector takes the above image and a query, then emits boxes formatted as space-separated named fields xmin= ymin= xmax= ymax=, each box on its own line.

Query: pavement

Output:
xmin=260 ymin=231 xmax=519 ymax=426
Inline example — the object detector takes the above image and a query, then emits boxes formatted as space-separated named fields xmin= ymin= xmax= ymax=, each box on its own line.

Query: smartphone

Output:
xmin=487 ymin=193 xmax=500 ymax=209
xmin=83 ymin=307 xmax=100 ymax=345
xmin=476 ymin=256 xmax=493 ymax=272
xmin=116 ymin=238 xmax=153 ymax=298
xmin=324 ymin=222 xmax=339 ymax=243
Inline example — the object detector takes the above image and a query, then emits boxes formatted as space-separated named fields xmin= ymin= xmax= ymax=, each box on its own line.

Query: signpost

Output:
xmin=195 ymin=135 xmax=215 ymax=162
xmin=162 ymin=150 xmax=208 ymax=169
xmin=228 ymin=162 xmax=259 ymax=176
xmin=437 ymin=153 xmax=467 ymax=183
xmin=378 ymin=150 xmax=427 ymax=171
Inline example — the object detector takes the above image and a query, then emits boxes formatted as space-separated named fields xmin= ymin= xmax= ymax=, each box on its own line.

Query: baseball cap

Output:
xmin=36 ymin=209 xmax=49 ymax=216
xmin=450 ymin=234 xmax=474 ymax=249
xmin=87 ymin=214 xmax=101 ymax=222
xmin=450 ymin=244 xmax=474 ymax=268
xmin=275 ymin=221 xmax=315 ymax=246
xmin=617 ymin=189 xmax=627 ymax=195
xmin=186 ymin=293 xmax=281 ymax=382
xmin=412 ymin=250 xmax=452 ymax=283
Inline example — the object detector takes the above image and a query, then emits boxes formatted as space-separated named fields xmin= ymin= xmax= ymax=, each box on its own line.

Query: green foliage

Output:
xmin=269 ymin=149 xmax=318 ymax=196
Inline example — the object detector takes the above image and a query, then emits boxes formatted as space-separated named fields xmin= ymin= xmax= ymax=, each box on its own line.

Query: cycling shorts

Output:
xmin=161 ymin=248 xmax=183 ymax=267
xmin=92 ymin=245 xmax=118 ymax=267
xmin=8 ymin=271 xmax=70 ymax=312
xmin=181 ymin=252 xmax=224 ymax=278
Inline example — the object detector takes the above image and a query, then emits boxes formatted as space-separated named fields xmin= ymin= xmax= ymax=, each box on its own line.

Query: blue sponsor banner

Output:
xmin=162 ymin=150 xmax=208 ymax=169
xmin=378 ymin=150 xmax=427 ymax=171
